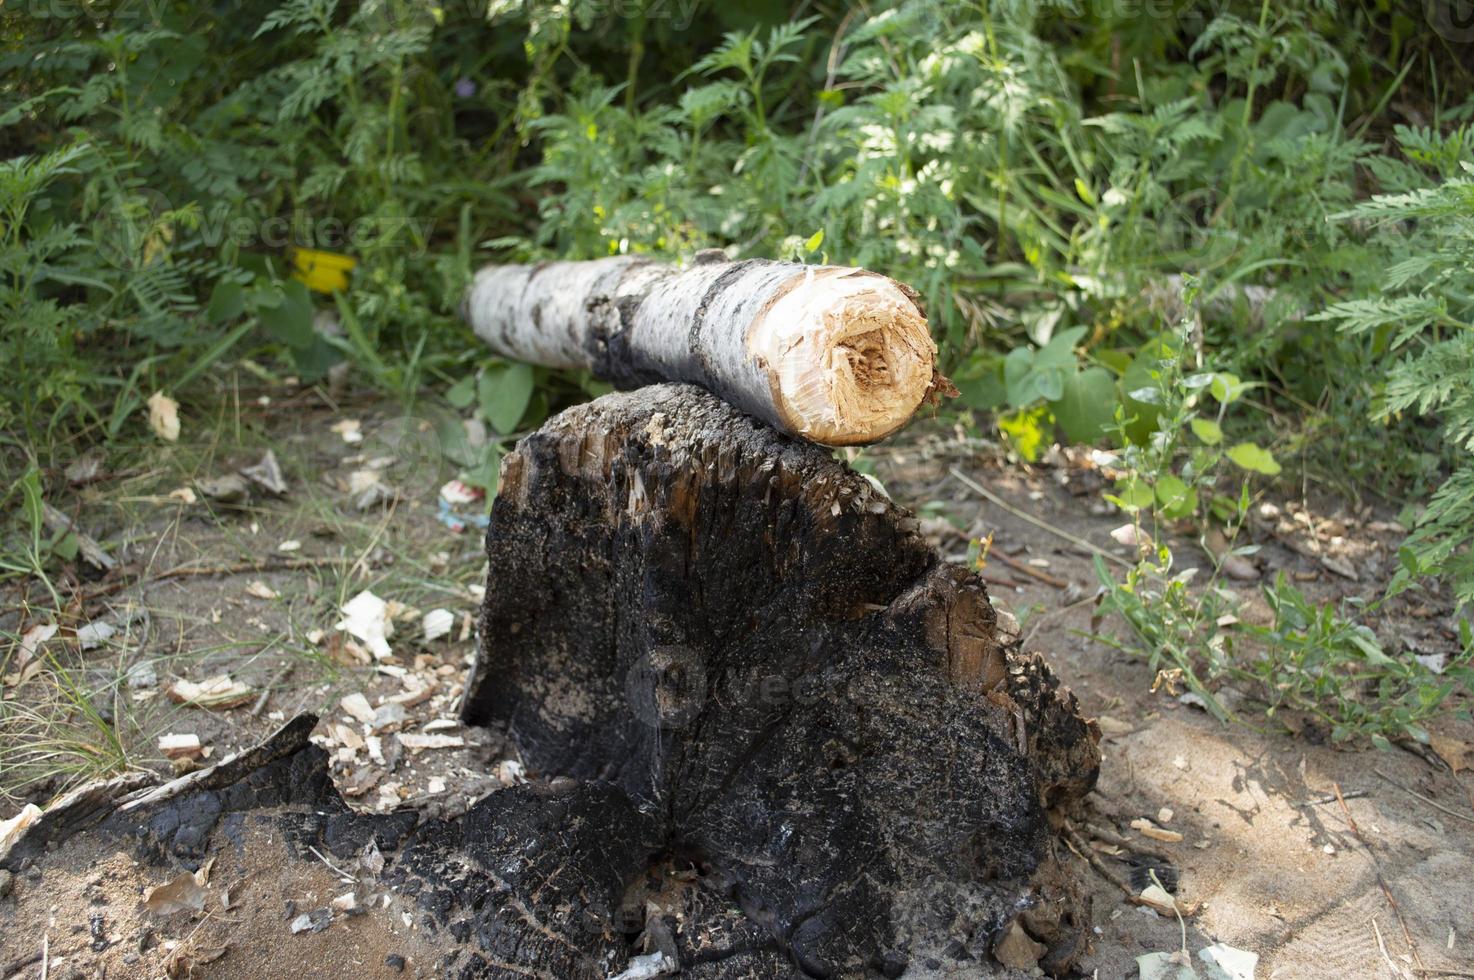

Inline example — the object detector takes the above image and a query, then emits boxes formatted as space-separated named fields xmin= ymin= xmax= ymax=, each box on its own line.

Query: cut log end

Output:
xmin=756 ymin=269 xmax=938 ymax=445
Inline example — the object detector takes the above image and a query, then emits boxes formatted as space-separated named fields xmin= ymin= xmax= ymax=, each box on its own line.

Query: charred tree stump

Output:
xmin=461 ymin=383 xmax=1100 ymax=976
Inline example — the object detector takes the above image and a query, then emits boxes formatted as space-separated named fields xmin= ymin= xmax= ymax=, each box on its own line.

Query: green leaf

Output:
xmin=1002 ymin=347 xmax=1037 ymax=407
xmin=1120 ymin=358 xmax=1165 ymax=444
xmin=19 ymin=466 xmax=44 ymax=540
xmin=1108 ymin=477 xmax=1155 ymax=513
xmin=1226 ymin=442 xmax=1282 ymax=476
xmin=1190 ymin=418 xmax=1223 ymax=445
xmin=1209 ymin=372 xmax=1250 ymax=404
xmin=288 ymin=335 xmax=343 ymax=382
xmin=206 ymin=280 xmax=246 ymax=324
xmin=954 ymin=360 xmax=1006 ymax=410
xmin=479 ymin=362 xmax=535 ymax=434
xmin=445 ymin=375 xmax=476 ymax=409
xmin=1073 ymin=178 xmax=1095 ymax=206
xmin=1154 ymin=474 xmax=1198 ymax=519
xmin=1035 ymin=326 xmax=1087 ymax=370
xmin=51 ymin=530 xmax=79 ymax=561
xmin=253 ymin=280 xmax=315 ymax=349
xmin=461 ymin=444 xmax=504 ymax=496
xmin=805 ymin=229 xmax=824 ymax=252
xmin=1050 ymin=367 xmax=1115 ymax=443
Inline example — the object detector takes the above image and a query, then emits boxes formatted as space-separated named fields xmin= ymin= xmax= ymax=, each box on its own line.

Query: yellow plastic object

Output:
xmin=288 ymin=247 xmax=357 ymax=294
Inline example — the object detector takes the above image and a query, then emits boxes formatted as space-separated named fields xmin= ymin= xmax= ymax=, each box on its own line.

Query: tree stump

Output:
xmin=461 ymin=383 xmax=1100 ymax=976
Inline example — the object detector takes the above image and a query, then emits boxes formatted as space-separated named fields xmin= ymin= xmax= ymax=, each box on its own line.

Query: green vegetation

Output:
xmin=4 ymin=0 xmax=1472 ymax=744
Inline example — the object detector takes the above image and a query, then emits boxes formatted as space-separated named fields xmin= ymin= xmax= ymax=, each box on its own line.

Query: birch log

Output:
xmin=463 ymin=252 xmax=946 ymax=445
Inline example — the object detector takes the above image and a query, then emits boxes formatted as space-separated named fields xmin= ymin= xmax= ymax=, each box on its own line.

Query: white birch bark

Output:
xmin=463 ymin=253 xmax=944 ymax=445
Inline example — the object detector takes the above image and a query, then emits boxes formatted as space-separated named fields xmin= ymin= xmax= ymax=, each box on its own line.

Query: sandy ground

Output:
xmin=3 ymin=393 xmax=1472 ymax=978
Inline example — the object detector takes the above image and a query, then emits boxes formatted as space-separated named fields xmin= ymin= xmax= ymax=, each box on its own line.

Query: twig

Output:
xmin=79 ymin=556 xmax=352 ymax=600
xmin=1150 ymin=868 xmax=1188 ymax=959
xmin=1374 ymin=769 xmax=1474 ymax=827
xmin=1082 ymin=820 xmax=1172 ymax=864
xmin=1371 ymin=916 xmax=1409 ymax=980
xmin=949 ymin=467 xmax=1132 ymax=568
xmin=250 ymin=663 xmax=294 ymax=718
xmin=1063 ymin=822 xmax=1135 ymax=899
xmin=39 ymin=934 xmax=48 ymax=980
xmin=1021 ymin=592 xmax=1100 ymax=650
xmin=988 ymin=547 xmax=1070 ymax=589
xmin=1337 ymin=782 xmax=1425 ymax=974
xmin=977 ymin=571 xmax=1026 ymax=590
xmin=1294 ymin=790 xmax=1369 ymax=807
xmin=307 ymin=844 xmax=357 ymax=884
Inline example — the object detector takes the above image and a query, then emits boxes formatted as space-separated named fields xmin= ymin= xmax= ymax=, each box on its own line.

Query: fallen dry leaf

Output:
xmin=144 ymin=871 xmax=209 ymax=915
xmin=196 ymin=472 xmax=250 ymax=504
xmin=16 ymin=623 xmax=58 ymax=667
xmin=2 ymin=659 xmax=45 ymax=689
xmin=1110 ymin=523 xmax=1153 ymax=551
xmin=331 ymin=418 xmax=363 ymax=444
xmin=1199 ymin=941 xmax=1258 ymax=980
xmin=148 ymin=391 xmax=181 ymax=442
xmin=168 ymin=674 xmax=254 ymax=710
xmin=1137 ymin=951 xmax=1198 ymax=980
xmin=1135 ymin=882 xmax=1179 ymax=916
xmin=240 ymin=449 xmax=287 ymax=495
xmin=165 ymin=943 xmax=228 ymax=979
xmin=244 ymin=580 xmax=279 ymax=600
xmin=1131 ymin=817 xmax=1184 ymax=843
xmin=1430 ymin=732 xmax=1473 ymax=774
xmin=992 ymin=919 xmax=1045 ymax=970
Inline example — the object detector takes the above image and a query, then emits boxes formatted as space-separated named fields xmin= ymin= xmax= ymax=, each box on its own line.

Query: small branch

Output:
xmin=250 ymin=663 xmax=294 ymax=718
xmin=1336 ymin=782 xmax=1425 ymax=974
xmin=80 ymin=556 xmax=351 ymax=600
xmin=949 ymin=467 xmax=1132 ymax=568
xmin=987 ymin=547 xmax=1069 ymax=589
xmin=1374 ymin=769 xmax=1474 ymax=827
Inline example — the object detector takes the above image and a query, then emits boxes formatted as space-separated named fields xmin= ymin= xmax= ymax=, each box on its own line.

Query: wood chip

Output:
xmin=158 ymin=734 xmax=204 ymax=760
xmin=168 ymin=675 xmax=254 ymax=710
xmin=340 ymin=693 xmax=375 ymax=725
xmin=244 ymin=580 xmax=279 ymax=600
xmin=0 ymin=803 xmax=41 ymax=858
xmin=1130 ymin=818 xmax=1184 ymax=843
xmin=398 ymin=733 xmax=464 ymax=751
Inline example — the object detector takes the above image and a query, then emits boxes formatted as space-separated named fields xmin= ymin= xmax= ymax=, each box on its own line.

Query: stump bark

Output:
xmin=461 ymin=383 xmax=1100 ymax=976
